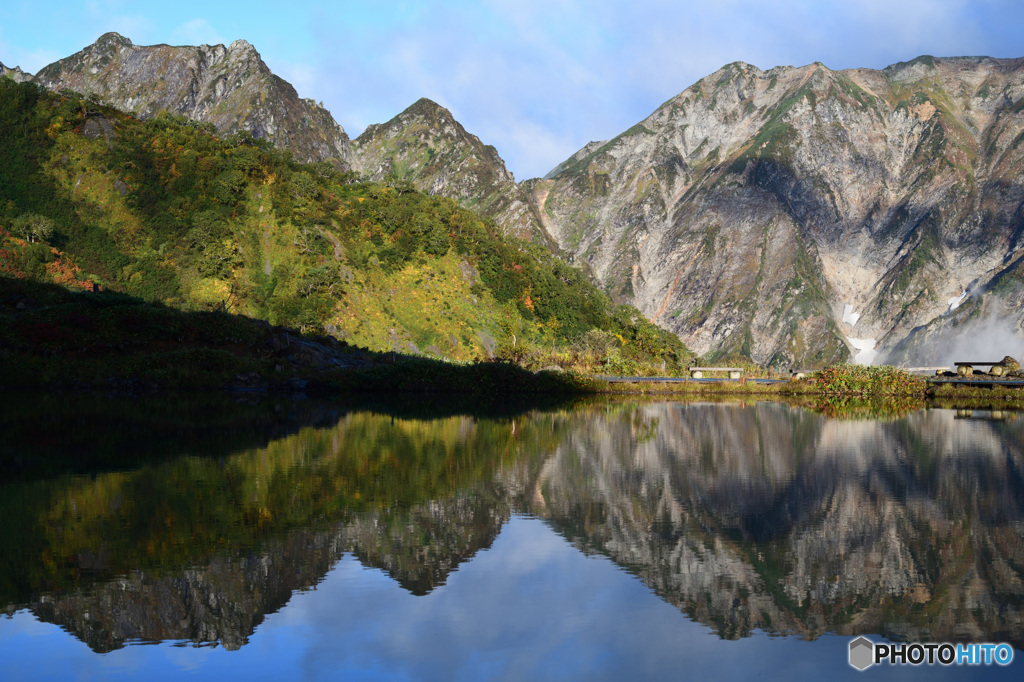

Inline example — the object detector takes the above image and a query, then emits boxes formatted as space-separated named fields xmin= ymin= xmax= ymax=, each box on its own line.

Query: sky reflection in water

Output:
xmin=2 ymin=515 xmax=1015 ymax=681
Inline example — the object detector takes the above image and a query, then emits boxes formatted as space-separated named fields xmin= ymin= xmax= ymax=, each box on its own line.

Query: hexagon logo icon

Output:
xmin=849 ymin=636 xmax=874 ymax=671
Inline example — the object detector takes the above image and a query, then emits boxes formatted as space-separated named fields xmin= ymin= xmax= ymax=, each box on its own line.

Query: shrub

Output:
xmin=813 ymin=364 xmax=926 ymax=395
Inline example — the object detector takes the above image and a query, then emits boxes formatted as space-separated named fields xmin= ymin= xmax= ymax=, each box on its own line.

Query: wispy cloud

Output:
xmin=270 ymin=59 xmax=319 ymax=101
xmin=83 ymin=0 xmax=153 ymax=43
xmin=291 ymin=0 xmax=1023 ymax=178
xmin=3 ymin=0 xmax=1023 ymax=177
xmin=170 ymin=19 xmax=227 ymax=48
xmin=0 ymin=46 xmax=61 ymax=74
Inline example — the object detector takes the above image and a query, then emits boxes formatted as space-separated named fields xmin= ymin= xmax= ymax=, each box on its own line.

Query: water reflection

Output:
xmin=1 ymin=398 xmax=1022 ymax=659
xmin=527 ymin=403 xmax=1024 ymax=649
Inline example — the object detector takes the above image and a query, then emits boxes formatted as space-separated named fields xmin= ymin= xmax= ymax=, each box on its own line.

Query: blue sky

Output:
xmin=2 ymin=1 xmax=1024 ymax=179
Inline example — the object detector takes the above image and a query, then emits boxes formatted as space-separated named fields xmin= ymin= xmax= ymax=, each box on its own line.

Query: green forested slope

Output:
xmin=0 ymin=80 xmax=688 ymax=378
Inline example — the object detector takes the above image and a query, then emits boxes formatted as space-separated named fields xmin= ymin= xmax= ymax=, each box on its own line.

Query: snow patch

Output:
xmin=842 ymin=304 xmax=860 ymax=327
xmin=847 ymin=337 xmax=878 ymax=365
xmin=842 ymin=304 xmax=876 ymax=363
xmin=947 ymin=290 xmax=968 ymax=314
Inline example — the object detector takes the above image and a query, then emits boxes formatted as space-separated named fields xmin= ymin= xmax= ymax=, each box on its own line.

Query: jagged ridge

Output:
xmin=31 ymin=32 xmax=350 ymax=166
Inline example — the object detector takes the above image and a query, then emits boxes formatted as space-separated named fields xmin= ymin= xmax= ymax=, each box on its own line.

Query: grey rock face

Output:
xmin=33 ymin=33 xmax=350 ymax=166
xmin=25 ymin=35 xmax=549 ymax=242
xmin=534 ymin=57 xmax=1024 ymax=367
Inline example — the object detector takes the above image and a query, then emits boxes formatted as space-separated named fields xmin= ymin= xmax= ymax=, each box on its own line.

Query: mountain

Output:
xmin=30 ymin=32 xmax=350 ymax=166
xmin=9 ymin=34 xmax=1024 ymax=366
xmin=0 ymin=78 xmax=686 ymax=374
xmin=531 ymin=57 xmax=1024 ymax=367
xmin=350 ymin=98 xmax=549 ymax=243
xmin=11 ymin=35 xmax=546 ymax=241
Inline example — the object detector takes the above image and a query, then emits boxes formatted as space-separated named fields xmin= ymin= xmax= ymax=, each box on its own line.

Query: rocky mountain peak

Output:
xmin=228 ymin=38 xmax=255 ymax=54
xmin=351 ymin=98 xmax=549 ymax=241
xmin=0 ymin=61 xmax=34 ymax=83
xmin=882 ymin=54 xmax=941 ymax=82
xmin=405 ymin=96 xmax=456 ymax=121
xmin=11 ymin=34 xmax=1023 ymax=364
xmin=93 ymin=31 xmax=133 ymax=52
xmin=356 ymin=98 xmax=493 ymax=167
xmin=33 ymin=33 xmax=350 ymax=166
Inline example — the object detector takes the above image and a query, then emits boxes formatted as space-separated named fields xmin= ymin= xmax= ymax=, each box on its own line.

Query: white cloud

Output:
xmin=269 ymin=59 xmax=318 ymax=100
xmin=2 ymin=47 xmax=62 ymax=74
xmin=84 ymin=0 xmax=154 ymax=43
xmin=477 ymin=117 xmax=591 ymax=181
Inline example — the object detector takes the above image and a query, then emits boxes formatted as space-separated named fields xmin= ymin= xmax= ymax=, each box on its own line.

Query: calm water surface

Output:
xmin=0 ymin=397 xmax=1021 ymax=680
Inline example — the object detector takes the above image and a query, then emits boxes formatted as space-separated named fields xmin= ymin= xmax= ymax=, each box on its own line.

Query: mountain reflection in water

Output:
xmin=1 ymin=399 xmax=1022 ymax=667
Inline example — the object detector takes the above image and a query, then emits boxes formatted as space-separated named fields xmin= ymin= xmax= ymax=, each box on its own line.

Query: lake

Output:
xmin=0 ymin=395 xmax=1021 ymax=680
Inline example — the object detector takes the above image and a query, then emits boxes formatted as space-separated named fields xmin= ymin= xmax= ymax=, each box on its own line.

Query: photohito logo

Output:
xmin=848 ymin=637 xmax=1014 ymax=671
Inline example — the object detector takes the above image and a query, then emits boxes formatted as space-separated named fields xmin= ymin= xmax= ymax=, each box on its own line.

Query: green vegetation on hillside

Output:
xmin=0 ymin=79 xmax=689 ymax=383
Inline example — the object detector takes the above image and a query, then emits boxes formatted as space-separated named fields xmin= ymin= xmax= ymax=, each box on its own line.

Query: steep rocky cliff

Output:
xmin=350 ymin=98 xmax=549 ymax=242
xmin=11 ymin=35 xmax=546 ymax=240
xmin=31 ymin=32 xmax=350 ymax=166
xmin=533 ymin=57 xmax=1024 ymax=366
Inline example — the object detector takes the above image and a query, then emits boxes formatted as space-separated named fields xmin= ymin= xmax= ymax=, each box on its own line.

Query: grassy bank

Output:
xmin=597 ymin=365 xmax=1024 ymax=412
xmin=596 ymin=364 xmax=929 ymax=396
xmin=928 ymin=382 xmax=1024 ymax=410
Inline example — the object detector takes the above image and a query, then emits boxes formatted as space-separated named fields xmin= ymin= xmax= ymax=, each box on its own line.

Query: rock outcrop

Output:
xmin=13 ymin=35 xmax=547 ymax=240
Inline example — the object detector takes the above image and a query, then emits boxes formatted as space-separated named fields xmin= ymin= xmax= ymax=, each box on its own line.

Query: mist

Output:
xmin=884 ymin=300 xmax=1024 ymax=368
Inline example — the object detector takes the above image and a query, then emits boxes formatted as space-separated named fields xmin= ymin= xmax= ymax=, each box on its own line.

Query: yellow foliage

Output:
xmin=190 ymin=277 xmax=231 ymax=305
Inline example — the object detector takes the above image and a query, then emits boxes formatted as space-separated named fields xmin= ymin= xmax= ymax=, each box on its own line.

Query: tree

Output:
xmin=11 ymin=213 xmax=55 ymax=243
